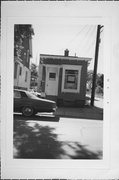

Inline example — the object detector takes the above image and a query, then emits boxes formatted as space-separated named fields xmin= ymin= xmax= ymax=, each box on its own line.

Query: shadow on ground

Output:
xmin=14 ymin=120 xmax=102 ymax=159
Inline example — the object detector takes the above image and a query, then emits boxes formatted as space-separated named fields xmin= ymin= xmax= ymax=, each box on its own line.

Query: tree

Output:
xmin=30 ymin=63 xmax=38 ymax=89
xmin=95 ymin=73 xmax=104 ymax=95
xmin=96 ymin=74 xmax=103 ymax=88
xmin=14 ymin=25 xmax=34 ymax=59
xmin=86 ymin=70 xmax=93 ymax=91
xmin=87 ymin=70 xmax=104 ymax=95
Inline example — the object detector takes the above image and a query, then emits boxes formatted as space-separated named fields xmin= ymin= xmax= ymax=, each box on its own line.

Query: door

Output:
xmin=45 ymin=66 xmax=59 ymax=96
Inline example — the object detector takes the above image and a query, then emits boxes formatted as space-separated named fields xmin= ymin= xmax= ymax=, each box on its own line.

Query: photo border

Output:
xmin=1 ymin=1 xmax=115 ymax=179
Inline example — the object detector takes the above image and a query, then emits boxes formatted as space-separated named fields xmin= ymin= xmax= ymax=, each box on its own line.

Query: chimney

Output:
xmin=64 ymin=49 xmax=69 ymax=57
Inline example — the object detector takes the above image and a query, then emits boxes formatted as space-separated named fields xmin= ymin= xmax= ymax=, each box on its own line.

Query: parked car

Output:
xmin=14 ymin=89 xmax=57 ymax=117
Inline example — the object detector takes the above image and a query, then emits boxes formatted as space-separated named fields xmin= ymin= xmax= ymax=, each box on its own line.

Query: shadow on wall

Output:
xmin=14 ymin=120 xmax=102 ymax=159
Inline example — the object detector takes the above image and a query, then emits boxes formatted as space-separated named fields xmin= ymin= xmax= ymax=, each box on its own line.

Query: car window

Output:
xmin=14 ymin=90 xmax=21 ymax=98
xmin=20 ymin=91 xmax=28 ymax=98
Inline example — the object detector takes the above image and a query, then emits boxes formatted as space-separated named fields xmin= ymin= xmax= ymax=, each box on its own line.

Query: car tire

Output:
xmin=22 ymin=106 xmax=34 ymax=117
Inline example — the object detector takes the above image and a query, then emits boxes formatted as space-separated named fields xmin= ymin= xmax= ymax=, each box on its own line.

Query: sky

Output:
xmin=31 ymin=22 xmax=104 ymax=74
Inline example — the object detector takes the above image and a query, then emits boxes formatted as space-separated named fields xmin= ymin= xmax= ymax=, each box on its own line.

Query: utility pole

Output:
xmin=90 ymin=25 xmax=103 ymax=106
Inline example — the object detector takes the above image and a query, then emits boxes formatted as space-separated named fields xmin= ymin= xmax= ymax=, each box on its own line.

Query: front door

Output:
xmin=45 ymin=66 xmax=59 ymax=96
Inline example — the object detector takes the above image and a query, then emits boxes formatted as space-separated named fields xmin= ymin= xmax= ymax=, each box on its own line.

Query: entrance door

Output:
xmin=45 ymin=66 xmax=59 ymax=96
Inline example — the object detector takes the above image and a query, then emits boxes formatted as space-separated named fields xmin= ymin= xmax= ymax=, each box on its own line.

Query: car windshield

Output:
xmin=26 ymin=91 xmax=39 ymax=99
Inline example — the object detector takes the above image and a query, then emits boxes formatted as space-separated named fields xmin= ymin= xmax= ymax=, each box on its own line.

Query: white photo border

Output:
xmin=1 ymin=1 xmax=116 ymax=179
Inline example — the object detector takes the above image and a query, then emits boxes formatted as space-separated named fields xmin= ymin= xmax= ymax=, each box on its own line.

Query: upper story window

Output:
xmin=14 ymin=62 xmax=18 ymax=79
xmin=19 ymin=66 xmax=22 ymax=76
xmin=25 ymin=71 xmax=28 ymax=82
xmin=27 ymin=49 xmax=29 ymax=62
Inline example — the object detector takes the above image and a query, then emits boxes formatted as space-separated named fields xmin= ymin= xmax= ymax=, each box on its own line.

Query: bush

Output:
xmin=95 ymin=86 xmax=103 ymax=94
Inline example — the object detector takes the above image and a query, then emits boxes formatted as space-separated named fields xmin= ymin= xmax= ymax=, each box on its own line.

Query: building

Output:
xmin=38 ymin=49 xmax=91 ymax=107
xmin=14 ymin=25 xmax=34 ymax=90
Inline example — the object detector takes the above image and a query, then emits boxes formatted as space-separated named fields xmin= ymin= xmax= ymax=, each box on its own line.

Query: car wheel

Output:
xmin=22 ymin=106 xmax=34 ymax=117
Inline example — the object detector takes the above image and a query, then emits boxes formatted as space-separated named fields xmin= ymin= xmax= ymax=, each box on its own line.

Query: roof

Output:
xmin=40 ymin=54 xmax=91 ymax=62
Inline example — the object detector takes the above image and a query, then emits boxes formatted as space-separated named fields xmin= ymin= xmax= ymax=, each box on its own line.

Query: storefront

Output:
xmin=38 ymin=51 xmax=91 ymax=107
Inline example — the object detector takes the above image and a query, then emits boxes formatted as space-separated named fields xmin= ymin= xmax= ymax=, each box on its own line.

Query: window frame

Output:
xmin=61 ymin=65 xmax=82 ymax=93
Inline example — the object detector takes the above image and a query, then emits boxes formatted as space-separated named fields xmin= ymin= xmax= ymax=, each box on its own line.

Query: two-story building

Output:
xmin=38 ymin=49 xmax=91 ymax=107
xmin=14 ymin=25 xmax=34 ymax=90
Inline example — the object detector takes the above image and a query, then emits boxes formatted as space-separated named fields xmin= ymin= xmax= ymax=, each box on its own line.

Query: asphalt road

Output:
xmin=14 ymin=113 xmax=103 ymax=159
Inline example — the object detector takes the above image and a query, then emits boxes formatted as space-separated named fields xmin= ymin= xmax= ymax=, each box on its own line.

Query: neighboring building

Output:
xmin=38 ymin=49 xmax=91 ymax=106
xmin=14 ymin=25 xmax=34 ymax=90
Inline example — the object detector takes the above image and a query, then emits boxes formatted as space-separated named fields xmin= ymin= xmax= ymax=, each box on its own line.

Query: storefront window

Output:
xmin=64 ymin=69 xmax=78 ymax=90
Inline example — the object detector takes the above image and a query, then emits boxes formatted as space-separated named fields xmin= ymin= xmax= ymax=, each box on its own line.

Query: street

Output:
xmin=13 ymin=105 xmax=103 ymax=159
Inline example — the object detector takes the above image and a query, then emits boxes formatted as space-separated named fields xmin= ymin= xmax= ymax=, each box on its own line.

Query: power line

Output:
xmin=67 ymin=25 xmax=88 ymax=47
xmin=57 ymin=25 xmax=88 ymax=53
xmin=79 ymin=26 xmax=96 ymax=51
xmin=84 ymin=39 xmax=96 ymax=57
xmin=74 ymin=26 xmax=97 ymax=56
xmin=75 ymin=26 xmax=93 ymax=49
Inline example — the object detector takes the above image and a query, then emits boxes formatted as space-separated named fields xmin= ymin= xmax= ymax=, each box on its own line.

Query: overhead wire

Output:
xmin=82 ymin=26 xmax=97 ymax=55
xmin=56 ymin=25 xmax=88 ymax=54
xmin=77 ymin=26 xmax=96 ymax=52
xmin=74 ymin=25 xmax=97 ymax=57
xmin=55 ymin=25 xmax=97 ymax=57
xmin=67 ymin=25 xmax=88 ymax=47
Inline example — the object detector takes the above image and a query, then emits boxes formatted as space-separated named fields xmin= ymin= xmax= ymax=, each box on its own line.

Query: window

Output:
xmin=20 ymin=91 xmax=28 ymax=98
xmin=14 ymin=62 xmax=18 ymax=79
xmin=19 ymin=66 xmax=22 ymax=76
xmin=27 ymin=50 xmax=29 ymax=63
xmin=14 ymin=90 xmax=21 ymax=98
xmin=64 ymin=69 xmax=78 ymax=90
xmin=49 ymin=72 xmax=56 ymax=80
xmin=62 ymin=65 xmax=82 ymax=93
xmin=25 ymin=71 xmax=28 ymax=82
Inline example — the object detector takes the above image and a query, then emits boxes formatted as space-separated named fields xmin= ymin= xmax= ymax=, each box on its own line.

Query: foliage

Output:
xmin=30 ymin=63 xmax=38 ymax=77
xmin=14 ymin=25 xmax=34 ymax=58
xmin=30 ymin=63 xmax=38 ymax=88
xmin=96 ymin=74 xmax=103 ymax=88
xmin=87 ymin=70 xmax=104 ymax=94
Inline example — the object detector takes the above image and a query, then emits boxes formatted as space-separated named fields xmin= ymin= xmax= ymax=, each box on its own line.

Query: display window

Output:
xmin=64 ymin=70 xmax=78 ymax=90
xmin=62 ymin=65 xmax=82 ymax=93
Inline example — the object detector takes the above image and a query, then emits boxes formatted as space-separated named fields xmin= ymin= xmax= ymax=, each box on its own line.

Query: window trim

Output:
xmin=61 ymin=65 xmax=82 ymax=93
